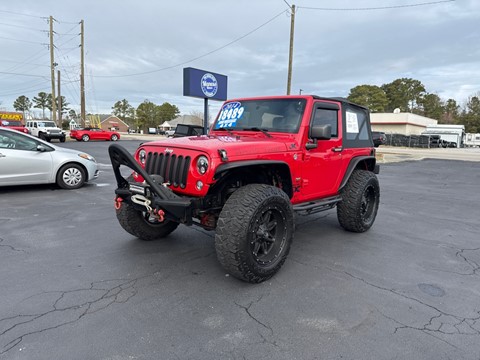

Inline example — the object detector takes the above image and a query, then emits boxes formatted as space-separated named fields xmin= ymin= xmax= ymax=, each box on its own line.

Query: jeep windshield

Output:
xmin=38 ymin=121 xmax=56 ymax=128
xmin=213 ymin=98 xmax=306 ymax=134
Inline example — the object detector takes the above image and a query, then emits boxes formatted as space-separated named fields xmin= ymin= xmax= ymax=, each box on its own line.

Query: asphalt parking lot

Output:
xmin=1 ymin=141 xmax=479 ymax=360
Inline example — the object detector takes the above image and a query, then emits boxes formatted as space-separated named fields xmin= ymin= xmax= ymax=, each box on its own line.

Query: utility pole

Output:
xmin=286 ymin=4 xmax=295 ymax=95
xmin=57 ymin=70 xmax=62 ymax=126
xmin=49 ymin=16 xmax=57 ymax=125
xmin=80 ymin=19 xmax=86 ymax=128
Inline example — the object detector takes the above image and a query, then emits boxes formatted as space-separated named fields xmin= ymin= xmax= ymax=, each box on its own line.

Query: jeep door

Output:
xmin=301 ymin=102 xmax=344 ymax=200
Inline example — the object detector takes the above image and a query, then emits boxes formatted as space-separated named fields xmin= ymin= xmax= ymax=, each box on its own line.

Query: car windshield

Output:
xmin=1 ymin=120 xmax=23 ymax=126
xmin=38 ymin=121 xmax=56 ymax=128
xmin=213 ymin=98 xmax=306 ymax=133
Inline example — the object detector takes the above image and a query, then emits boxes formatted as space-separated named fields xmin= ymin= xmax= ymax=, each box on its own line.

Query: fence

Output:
xmin=384 ymin=134 xmax=457 ymax=148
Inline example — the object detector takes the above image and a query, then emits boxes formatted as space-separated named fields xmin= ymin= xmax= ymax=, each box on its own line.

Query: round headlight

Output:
xmin=139 ymin=149 xmax=147 ymax=165
xmin=196 ymin=156 xmax=209 ymax=175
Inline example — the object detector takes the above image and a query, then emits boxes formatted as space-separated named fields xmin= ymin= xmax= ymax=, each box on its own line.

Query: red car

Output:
xmin=70 ymin=127 xmax=120 ymax=142
xmin=0 ymin=119 xmax=29 ymax=134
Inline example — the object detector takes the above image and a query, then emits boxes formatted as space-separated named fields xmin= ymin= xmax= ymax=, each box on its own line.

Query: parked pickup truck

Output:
xmin=108 ymin=95 xmax=380 ymax=283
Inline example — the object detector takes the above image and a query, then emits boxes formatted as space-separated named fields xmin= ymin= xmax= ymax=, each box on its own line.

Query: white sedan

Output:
xmin=0 ymin=127 xmax=98 ymax=189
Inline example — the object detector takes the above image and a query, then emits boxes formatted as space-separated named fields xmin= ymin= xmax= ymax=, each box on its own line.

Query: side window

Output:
xmin=312 ymin=108 xmax=338 ymax=137
xmin=345 ymin=108 xmax=369 ymax=141
xmin=0 ymin=130 xmax=38 ymax=150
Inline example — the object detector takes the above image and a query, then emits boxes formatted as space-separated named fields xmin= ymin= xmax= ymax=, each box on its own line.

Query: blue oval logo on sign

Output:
xmin=201 ymin=73 xmax=218 ymax=98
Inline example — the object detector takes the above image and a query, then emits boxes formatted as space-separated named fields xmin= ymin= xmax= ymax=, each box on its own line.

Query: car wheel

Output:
xmin=337 ymin=170 xmax=379 ymax=233
xmin=56 ymin=163 xmax=86 ymax=189
xmin=111 ymin=134 xmax=118 ymax=141
xmin=39 ymin=133 xmax=46 ymax=140
xmin=82 ymin=134 xmax=90 ymax=142
xmin=215 ymin=184 xmax=294 ymax=283
xmin=60 ymin=136 xmax=66 ymax=143
xmin=116 ymin=201 xmax=179 ymax=240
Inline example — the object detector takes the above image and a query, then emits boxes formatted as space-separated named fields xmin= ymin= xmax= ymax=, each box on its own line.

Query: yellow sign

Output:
xmin=0 ymin=112 xmax=23 ymax=121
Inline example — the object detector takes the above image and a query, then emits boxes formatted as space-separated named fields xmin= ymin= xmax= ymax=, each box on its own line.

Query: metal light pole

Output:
xmin=49 ymin=16 xmax=57 ymax=124
xmin=286 ymin=4 xmax=295 ymax=95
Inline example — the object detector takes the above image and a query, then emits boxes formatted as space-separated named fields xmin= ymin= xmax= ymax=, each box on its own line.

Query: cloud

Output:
xmin=1 ymin=0 xmax=479 ymax=116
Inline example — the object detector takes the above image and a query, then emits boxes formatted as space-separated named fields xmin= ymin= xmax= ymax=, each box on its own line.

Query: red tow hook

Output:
xmin=114 ymin=196 xmax=123 ymax=210
xmin=153 ymin=208 xmax=165 ymax=222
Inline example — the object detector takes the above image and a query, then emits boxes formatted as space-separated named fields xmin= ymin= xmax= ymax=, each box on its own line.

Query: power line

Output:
xmin=56 ymin=23 xmax=80 ymax=36
xmin=0 ymin=9 xmax=46 ymax=19
xmin=0 ymin=49 xmax=49 ymax=77
xmin=0 ymin=83 xmax=50 ymax=97
xmin=0 ymin=22 xmax=45 ymax=32
xmin=0 ymin=36 xmax=46 ymax=45
xmin=0 ymin=71 xmax=48 ymax=78
xmin=298 ymin=0 xmax=455 ymax=11
xmin=0 ymin=59 xmax=49 ymax=68
xmin=93 ymin=9 xmax=288 ymax=78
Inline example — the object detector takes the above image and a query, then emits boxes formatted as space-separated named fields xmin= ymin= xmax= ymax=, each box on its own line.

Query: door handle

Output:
xmin=0 ymin=153 xmax=5 ymax=158
xmin=331 ymin=147 xmax=343 ymax=153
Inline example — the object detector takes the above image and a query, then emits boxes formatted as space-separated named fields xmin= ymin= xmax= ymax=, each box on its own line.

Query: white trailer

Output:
xmin=422 ymin=124 xmax=465 ymax=148
xmin=465 ymin=133 xmax=480 ymax=147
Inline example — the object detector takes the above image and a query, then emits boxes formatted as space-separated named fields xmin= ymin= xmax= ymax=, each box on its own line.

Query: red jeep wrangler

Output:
xmin=109 ymin=95 xmax=380 ymax=283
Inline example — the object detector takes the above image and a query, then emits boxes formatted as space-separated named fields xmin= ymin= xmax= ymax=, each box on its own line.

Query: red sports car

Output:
xmin=70 ymin=127 xmax=120 ymax=142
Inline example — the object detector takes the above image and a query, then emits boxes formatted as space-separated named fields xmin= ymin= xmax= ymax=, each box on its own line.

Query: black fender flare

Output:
xmin=214 ymin=160 xmax=293 ymax=198
xmin=338 ymin=156 xmax=378 ymax=191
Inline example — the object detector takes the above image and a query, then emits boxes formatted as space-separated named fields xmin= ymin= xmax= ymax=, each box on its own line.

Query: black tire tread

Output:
xmin=215 ymin=184 xmax=294 ymax=283
xmin=337 ymin=170 xmax=379 ymax=233
xmin=116 ymin=201 xmax=179 ymax=241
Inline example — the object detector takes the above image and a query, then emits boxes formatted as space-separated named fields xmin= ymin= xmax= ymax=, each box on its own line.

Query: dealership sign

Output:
xmin=0 ymin=112 xmax=23 ymax=121
xmin=183 ymin=67 xmax=227 ymax=101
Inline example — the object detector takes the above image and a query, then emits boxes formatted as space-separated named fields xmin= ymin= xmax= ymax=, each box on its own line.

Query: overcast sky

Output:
xmin=0 ymin=0 xmax=478 ymax=118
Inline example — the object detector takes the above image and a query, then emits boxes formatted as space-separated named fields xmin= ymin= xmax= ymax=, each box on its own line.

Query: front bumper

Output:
xmin=108 ymin=144 xmax=195 ymax=224
xmin=45 ymin=133 xmax=65 ymax=140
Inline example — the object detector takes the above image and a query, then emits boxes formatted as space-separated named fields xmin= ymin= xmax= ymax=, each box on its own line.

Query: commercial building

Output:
xmin=370 ymin=111 xmax=437 ymax=135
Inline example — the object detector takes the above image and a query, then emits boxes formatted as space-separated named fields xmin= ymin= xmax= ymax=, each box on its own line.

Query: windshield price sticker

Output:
xmin=346 ymin=111 xmax=359 ymax=133
xmin=216 ymin=102 xmax=244 ymax=128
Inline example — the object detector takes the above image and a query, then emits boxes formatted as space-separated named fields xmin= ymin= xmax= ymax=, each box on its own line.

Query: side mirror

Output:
xmin=310 ymin=124 xmax=332 ymax=140
xmin=37 ymin=145 xmax=47 ymax=152
xmin=306 ymin=124 xmax=332 ymax=150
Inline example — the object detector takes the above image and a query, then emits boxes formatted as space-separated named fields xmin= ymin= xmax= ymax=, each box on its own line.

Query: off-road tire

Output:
xmin=116 ymin=201 xmax=179 ymax=241
xmin=60 ymin=136 xmax=66 ymax=143
xmin=56 ymin=163 xmax=86 ymax=189
xmin=215 ymin=184 xmax=294 ymax=283
xmin=337 ymin=170 xmax=379 ymax=233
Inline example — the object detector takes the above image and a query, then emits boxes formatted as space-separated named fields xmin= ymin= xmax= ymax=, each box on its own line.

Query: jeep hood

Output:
xmin=143 ymin=135 xmax=293 ymax=158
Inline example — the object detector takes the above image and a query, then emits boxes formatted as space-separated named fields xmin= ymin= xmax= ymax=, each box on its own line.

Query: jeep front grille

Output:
xmin=145 ymin=152 xmax=191 ymax=188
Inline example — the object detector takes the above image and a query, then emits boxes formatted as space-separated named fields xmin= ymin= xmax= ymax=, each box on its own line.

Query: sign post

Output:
xmin=183 ymin=67 xmax=228 ymax=134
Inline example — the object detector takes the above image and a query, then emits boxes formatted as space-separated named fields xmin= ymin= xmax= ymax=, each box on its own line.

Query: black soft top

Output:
xmin=312 ymin=96 xmax=369 ymax=112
